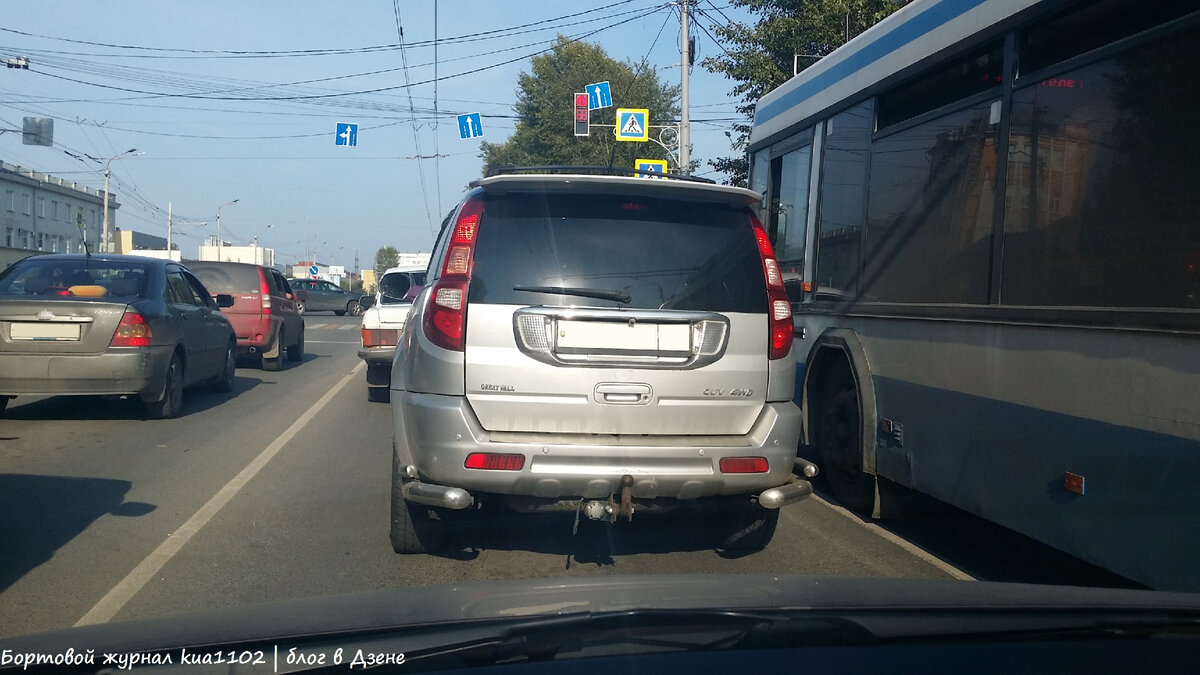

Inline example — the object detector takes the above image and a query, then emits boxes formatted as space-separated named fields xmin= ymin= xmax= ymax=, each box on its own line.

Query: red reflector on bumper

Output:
xmin=464 ymin=453 xmax=525 ymax=471
xmin=719 ymin=457 xmax=769 ymax=473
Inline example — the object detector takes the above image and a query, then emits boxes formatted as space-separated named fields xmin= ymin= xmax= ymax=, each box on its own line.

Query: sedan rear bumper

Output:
xmin=0 ymin=346 xmax=173 ymax=399
xmin=392 ymin=391 xmax=803 ymax=501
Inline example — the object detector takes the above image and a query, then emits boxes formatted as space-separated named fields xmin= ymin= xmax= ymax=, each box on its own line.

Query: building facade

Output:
xmin=1 ymin=161 xmax=117 ymax=254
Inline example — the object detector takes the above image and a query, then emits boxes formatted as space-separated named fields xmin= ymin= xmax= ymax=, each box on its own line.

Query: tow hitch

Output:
xmin=581 ymin=474 xmax=636 ymax=522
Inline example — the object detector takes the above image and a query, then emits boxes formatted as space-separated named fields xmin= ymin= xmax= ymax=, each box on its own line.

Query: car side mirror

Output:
xmin=215 ymin=293 xmax=235 ymax=308
xmin=358 ymin=295 xmax=376 ymax=310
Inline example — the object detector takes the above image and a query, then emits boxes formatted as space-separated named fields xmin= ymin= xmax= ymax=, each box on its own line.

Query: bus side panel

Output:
xmin=844 ymin=316 xmax=1199 ymax=591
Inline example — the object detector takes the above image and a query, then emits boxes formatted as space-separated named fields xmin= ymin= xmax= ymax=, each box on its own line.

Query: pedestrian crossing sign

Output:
xmin=635 ymin=159 xmax=668 ymax=177
xmin=615 ymin=108 xmax=649 ymax=142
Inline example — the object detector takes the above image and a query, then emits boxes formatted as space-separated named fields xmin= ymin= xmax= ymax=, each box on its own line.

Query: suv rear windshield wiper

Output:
xmin=512 ymin=284 xmax=631 ymax=304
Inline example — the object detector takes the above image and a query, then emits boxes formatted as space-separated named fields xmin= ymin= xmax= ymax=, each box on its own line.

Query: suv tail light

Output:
xmin=750 ymin=213 xmax=793 ymax=360
xmin=110 ymin=309 xmax=152 ymax=347
xmin=423 ymin=196 xmax=484 ymax=351
xmin=258 ymin=269 xmax=272 ymax=314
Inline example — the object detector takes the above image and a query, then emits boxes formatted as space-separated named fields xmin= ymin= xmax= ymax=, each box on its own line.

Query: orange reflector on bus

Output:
xmin=1064 ymin=472 xmax=1086 ymax=495
xmin=801 ymin=281 xmax=813 ymax=293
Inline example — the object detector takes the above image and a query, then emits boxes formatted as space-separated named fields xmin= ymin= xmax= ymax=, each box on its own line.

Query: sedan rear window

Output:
xmin=470 ymin=193 xmax=766 ymax=313
xmin=0 ymin=259 xmax=149 ymax=299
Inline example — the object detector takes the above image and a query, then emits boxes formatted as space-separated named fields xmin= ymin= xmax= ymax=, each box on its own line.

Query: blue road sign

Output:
xmin=335 ymin=122 xmax=358 ymax=147
xmin=615 ymin=108 xmax=649 ymax=142
xmin=457 ymin=113 xmax=483 ymax=139
xmin=309 ymin=265 xmax=319 ymax=277
xmin=586 ymin=81 xmax=612 ymax=110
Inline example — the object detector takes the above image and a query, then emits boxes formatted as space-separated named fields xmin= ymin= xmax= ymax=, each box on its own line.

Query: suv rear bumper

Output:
xmin=393 ymin=391 xmax=803 ymax=501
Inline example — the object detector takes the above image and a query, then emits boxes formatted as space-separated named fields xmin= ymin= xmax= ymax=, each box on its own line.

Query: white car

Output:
xmin=357 ymin=266 xmax=426 ymax=402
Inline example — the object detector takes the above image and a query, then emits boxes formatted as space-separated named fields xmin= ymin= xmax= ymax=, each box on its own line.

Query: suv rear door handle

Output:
xmin=594 ymin=382 xmax=652 ymax=405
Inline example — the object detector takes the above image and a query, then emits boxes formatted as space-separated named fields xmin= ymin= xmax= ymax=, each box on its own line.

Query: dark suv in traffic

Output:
xmin=387 ymin=168 xmax=811 ymax=554
xmin=187 ymin=261 xmax=304 ymax=371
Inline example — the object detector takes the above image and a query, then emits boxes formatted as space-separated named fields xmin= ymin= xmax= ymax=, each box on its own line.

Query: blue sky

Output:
xmin=0 ymin=1 xmax=751 ymax=268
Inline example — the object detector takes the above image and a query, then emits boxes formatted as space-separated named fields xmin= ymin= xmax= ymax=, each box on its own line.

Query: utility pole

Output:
xmin=216 ymin=198 xmax=238 ymax=261
xmin=679 ymin=0 xmax=691 ymax=174
xmin=166 ymin=202 xmax=172 ymax=255
xmin=102 ymin=148 xmax=139 ymax=253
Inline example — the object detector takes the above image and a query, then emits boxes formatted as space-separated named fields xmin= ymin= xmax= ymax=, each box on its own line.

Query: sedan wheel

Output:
xmin=147 ymin=355 xmax=184 ymax=419
xmin=348 ymin=300 xmax=362 ymax=316
xmin=209 ymin=341 xmax=236 ymax=392
xmin=296 ymin=301 xmax=306 ymax=316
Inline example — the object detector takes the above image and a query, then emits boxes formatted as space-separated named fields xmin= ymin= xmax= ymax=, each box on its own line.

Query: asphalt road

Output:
xmin=0 ymin=314 xmax=1138 ymax=639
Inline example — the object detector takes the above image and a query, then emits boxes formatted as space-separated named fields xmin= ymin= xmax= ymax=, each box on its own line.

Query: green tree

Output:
xmin=702 ymin=0 xmax=898 ymax=186
xmin=481 ymin=36 xmax=679 ymax=174
xmin=373 ymin=246 xmax=399 ymax=278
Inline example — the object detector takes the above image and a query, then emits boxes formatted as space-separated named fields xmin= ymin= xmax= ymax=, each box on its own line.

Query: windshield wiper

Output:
xmin=513 ymin=284 xmax=631 ymax=304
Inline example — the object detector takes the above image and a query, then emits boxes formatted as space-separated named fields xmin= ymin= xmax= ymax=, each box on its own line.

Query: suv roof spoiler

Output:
xmin=482 ymin=165 xmax=716 ymax=184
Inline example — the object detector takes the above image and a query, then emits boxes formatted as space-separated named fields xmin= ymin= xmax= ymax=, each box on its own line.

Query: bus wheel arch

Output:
xmin=803 ymin=329 xmax=881 ymax=517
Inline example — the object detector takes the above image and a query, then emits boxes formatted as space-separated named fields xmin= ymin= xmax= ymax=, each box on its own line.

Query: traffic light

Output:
xmin=574 ymin=92 xmax=589 ymax=137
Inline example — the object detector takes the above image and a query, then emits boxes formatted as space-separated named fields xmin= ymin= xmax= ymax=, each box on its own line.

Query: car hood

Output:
xmin=8 ymin=574 xmax=1200 ymax=653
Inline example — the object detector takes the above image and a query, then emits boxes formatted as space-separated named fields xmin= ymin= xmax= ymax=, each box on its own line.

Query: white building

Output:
xmin=198 ymin=241 xmax=275 ymax=266
xmin=1 ymin=161 xmax=115 ymax=254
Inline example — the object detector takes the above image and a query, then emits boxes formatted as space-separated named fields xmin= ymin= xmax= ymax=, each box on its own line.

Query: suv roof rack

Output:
xmin=483 ymin=165 xmax=716 ymax=184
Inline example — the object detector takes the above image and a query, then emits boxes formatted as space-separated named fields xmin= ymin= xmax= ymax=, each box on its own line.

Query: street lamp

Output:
xmin=102 ymin=148 xmax=141 ymax=253
xmin=215 ymin=199 xmax=239 ymax=261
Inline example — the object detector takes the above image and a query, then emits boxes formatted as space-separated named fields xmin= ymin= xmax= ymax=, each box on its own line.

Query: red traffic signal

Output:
xmin=574 ymin=92 xmax=589 ymax=137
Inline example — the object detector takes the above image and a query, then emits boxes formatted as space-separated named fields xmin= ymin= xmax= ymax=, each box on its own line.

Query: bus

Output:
xmin=748 ymin=0 xmax=1199 ymax=591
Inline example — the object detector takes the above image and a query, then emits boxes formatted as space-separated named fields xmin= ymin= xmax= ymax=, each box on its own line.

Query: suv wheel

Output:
xmin=147 ymin=355 xmax=184 ymax=419
xmin=713 ymin=501 xmax=779 ymax=551
xmin=287 ymin=329 xmax=304 ymax=362
xmin=262 ymin=329 xmax=286 ymax=372
xmin=390 ymin=459 xmax=445 ymax=554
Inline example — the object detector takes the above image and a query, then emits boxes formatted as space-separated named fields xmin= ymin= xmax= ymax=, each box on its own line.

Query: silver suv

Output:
xmin=389 ymin=169 xmax=812 ymax=553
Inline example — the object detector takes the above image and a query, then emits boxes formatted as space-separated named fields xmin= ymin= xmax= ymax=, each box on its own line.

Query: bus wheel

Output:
xmin=816 ymin=367 xmax=875 ymax=515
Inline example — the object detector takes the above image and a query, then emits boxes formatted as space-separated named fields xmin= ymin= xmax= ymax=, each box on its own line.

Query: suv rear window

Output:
xmin=469 ymin=193 xmax=766 ymax=313
xmin=187 ymin=262 xmax=262 ymax=294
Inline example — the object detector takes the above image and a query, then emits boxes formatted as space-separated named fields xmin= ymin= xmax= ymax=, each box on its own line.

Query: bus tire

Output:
xmin=815 ymin=366 xmax=876 ymax=516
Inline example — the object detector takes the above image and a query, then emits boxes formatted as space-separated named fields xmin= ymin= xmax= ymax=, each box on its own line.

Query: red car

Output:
xmin=187 ymin=261 xmax=304 ymax=371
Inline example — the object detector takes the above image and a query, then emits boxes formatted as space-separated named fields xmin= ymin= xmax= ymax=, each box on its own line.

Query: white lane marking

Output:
xmin=306 ymin=323 xmax=328 ymax=329
xmin=808 ymin=493 xmax=975 ymax=581
xmin=339 ymin=324 xmax=358 ymax=330
xmin=306 ymin=340 xmax=360 ymax=344
xmin=75 ymin=361 xmax=367 ymax=627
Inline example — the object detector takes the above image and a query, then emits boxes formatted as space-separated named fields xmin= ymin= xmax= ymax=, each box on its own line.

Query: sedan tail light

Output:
xmin=361 ymin=328 xmax=401 ymax=348
xmin=110 ymin=309 xmax=152 ymax=347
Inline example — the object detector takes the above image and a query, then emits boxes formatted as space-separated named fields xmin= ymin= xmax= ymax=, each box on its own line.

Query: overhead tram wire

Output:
xmin=0 ymin=2 xmax=637 ymax=58
xmin=17 ymin=6 xmax=670 ymax=103
xmin=394 ymin=0 xmax=437 ymax=238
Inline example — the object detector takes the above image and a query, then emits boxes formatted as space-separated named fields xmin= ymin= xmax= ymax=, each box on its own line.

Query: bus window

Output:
xmin=814 ymin=101 xmax=873 ymax=301
xmin=1002 ymin=24 xmax=1200 ymax=309
xmin=862 ymin=103 xmax=998 ymax=304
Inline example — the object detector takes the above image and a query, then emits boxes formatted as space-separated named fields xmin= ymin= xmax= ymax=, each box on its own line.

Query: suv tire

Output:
xmin=390 ymin=460 xmax=446 ymax=554
xmin=262 ymin=329 xmax=286 ymax=372
xmin=287 ymin=330 xmax=304 ymax=362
